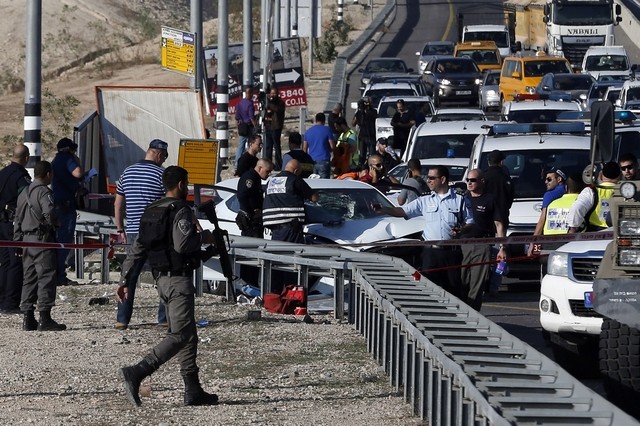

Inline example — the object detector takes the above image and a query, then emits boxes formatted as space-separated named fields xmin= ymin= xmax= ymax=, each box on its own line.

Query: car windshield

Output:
xmin=615 ymin=131 xmax=640 ymax=160
xmin=553 ymin=4 xmax=613 ymax=26
xmin=464 ymin=31 xmax=508 ymax=48
xmin=480 ymin=149 xmax=590 ymax=199
xmin=378 ymin=100 xmax=432 ymax=118
xmin=626 ymin=87 xmax=640 ymax=102
xmin=585 ymin=54 xmax=629 ymax=71
xmin=524 ymin=60 xmax=572 ymax=77
xmin=455 ymin=50 xmax=499 ymax=65
xmin=506 ymin=109 xmax=576 ymax=123
xmin=389 ymin=164 xmax=467 ymax=182
xmin=552 ymin=75 xmax=594 ymax=90
xmin=606 ymin=89 xmax=620 ymax=103
xmin=364 ymin=88 xmax=417 ymax=108
xmin=485 ymin=73 xmax=501 ymax=85
xmin=411 ymin=134 xmax=479 ymax=158
xmin=304 ymin=187 xmax=394 ymax=223
xmin=435 ymin=59 xmax=480 ymax=73
xmin=423 ymin=44 xmax=454 ymax=56
xmin=365 ymin=60 xmax=408 ymax=73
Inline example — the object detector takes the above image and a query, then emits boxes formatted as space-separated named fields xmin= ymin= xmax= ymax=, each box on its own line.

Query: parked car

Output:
xmin=415 ymin=41 xmax=455 ymax=74
xmin=375 ymin=95 xmax=434 ymax=145
xmin=478 ymin=69 xmax=501 ymax=112
xmin=500 ymin=53 xmax=572 ymax=102
xmin=402 ymin=120 xmax=497 ymax=162
xmin=535 ymin=73 xmax=595 ymax=102
xmin=423 ymin=57 xmax=483 ymax=107
xmin=359 ymin=81 xmax=419 ymax=110
xmin=359 ymin=57 xmax=413 ymax=91
xmin=430 ymin=108 xmax=486 ymax=122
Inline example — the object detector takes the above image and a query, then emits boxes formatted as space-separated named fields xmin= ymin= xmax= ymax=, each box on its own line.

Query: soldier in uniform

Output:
xmin=117 ymin=166 xmax=218 ymax=407
xmin=14 ymin=161 xmax=66 ymax=331
xmin=236 ymin=159 xmax=273 ymax=238
xmin=0 ymin=144 xmax=30 ymax=314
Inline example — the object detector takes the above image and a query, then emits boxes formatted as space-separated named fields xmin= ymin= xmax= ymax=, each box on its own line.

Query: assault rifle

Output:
xmin=197 ymin=200 xmax=235 ymax=300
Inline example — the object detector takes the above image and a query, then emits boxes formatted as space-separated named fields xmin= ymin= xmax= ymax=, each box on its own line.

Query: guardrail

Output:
xmin=227 ymin=236 xmax=637 ymax=425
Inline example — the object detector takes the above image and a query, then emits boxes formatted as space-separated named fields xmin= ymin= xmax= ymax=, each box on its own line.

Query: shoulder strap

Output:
xmin=25 ymin=184 xmax=47 ymax=225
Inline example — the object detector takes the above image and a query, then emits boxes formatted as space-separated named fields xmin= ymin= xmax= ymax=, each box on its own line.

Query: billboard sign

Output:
xmin=203 ymin=37 xmax=307 ymax=115
xmin=161 ymin=26 xmax=196 ymax=76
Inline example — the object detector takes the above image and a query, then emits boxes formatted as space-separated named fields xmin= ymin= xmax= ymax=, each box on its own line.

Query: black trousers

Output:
xmin=420 ymin=246 xmax=463 ymax=299
xmin=0 ymin=222 xmax=23 ymax=310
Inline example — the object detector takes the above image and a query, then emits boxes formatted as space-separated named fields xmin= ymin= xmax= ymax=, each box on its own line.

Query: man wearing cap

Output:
xmin=113 ymin=139 xmax=169 ymax=330
xmin=567 ymin=162 xmax=621 ymax=233
xmin=528 ymin=167 xmax=567 ymax=256
xmin=375 ymin=137 xmax=400 ymax=171
xmin=51 ymin=137 xmax=84 ymax=286
xmin=351 ymin=97 xmax=377 ymax=163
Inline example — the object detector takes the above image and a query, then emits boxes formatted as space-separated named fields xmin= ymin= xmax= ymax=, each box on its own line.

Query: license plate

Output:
xmin=584 ymin=291 xmax=594 ymax=309
xmin=456 ymin=90 xmax=471 ymax=95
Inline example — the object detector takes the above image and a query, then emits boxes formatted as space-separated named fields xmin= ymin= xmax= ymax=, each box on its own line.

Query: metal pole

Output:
xmin=216 ymin=0 xmax=230 ymax=170
xmin=274 ymin=0 xmax=281 ymax=39
xmin=261 ymin=0 xmax=268 ymax=89
xmin=292 ymin=0 xmax=298 ymax=36
xmin=308 ymin=0 xmax=315 ymax=74
xmin=24 ymin=0 xmax=42 ymax=175
xmin=338 ymin=0 xmax=344 ymax=22
xmin=284 ymin=0 xmax=291 ymax=37
xmin=190 ymin=0 xmax=203 ymax=91
xmin=243 ymin=0 xmax=253 ymax=89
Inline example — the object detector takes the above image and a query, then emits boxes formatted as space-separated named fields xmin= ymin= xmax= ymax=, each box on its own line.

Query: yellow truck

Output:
xmin=505 ymin=0 xmax=547 ymax=52
xmin=453 ymin=41 xmax=502 ymax=71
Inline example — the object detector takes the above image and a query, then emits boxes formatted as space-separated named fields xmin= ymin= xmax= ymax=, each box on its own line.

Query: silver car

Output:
xmin=478 ymin=70 xmax=501 ymax=112
xmin=415 ymin=41 xmax=454 ymax=74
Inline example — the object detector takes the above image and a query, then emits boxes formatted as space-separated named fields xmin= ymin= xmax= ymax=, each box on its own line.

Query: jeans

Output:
xmin=263 ymin=129 xmax=283 ymax=169
xmin=116 ymin=232 xmax=167 ymax=324
xmin=313 ymin=160 xmax=331 ymax=179
xmin=235 ymin=136 xmax=248 ymax=167
xmin=55 ymin=206 xmax=76 ymax=283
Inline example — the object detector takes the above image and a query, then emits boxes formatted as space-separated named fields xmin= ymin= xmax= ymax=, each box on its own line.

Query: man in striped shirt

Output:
xmin=114 ymin=139 xmax=168 ymax=330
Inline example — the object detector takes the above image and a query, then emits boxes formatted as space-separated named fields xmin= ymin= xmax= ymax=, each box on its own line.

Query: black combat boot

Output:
xmin=22 ymin=310 xmax=38 ymax=331
xmin=37 ymin=310 xmax=67 ymax=331
xmin=183 ymin=373 xmax=219 ymax=406
xmin=118 ymin=359 xmax=156 ymax=407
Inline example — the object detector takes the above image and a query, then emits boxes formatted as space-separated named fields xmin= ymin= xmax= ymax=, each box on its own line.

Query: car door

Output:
xmin=423 ymin=60 xmax=436 ymax=96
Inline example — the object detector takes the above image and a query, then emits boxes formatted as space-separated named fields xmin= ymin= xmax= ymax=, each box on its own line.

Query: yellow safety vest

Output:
xmin=544 ymin=193 xmax=579 ymax=235
xmin=588 ymin=182 xmax=616 ymax=230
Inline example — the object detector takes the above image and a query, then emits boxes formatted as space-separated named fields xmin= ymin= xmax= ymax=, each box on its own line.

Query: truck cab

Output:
xmin=543 ymin=0 xmax=622 ymax=68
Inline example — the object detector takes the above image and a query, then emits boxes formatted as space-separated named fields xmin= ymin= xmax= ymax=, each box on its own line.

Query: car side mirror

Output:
xmin=511 ymin=71 xmax=521 ymax=79
xmin=615 ymin=99 xmax=622 ymax=107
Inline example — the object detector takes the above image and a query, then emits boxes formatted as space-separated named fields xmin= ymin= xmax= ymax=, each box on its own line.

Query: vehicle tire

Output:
xmin=204 ymin=280 xmax=227 ymax=296
xmin=599 ymin=318 xmax=640 ymax=416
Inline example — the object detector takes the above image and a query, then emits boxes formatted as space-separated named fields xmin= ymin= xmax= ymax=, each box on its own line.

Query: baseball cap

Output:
xmin=545 ymin=166 xmax=567 ymax=181
xmin=149 ymin=139 xmax=168 ymax=151
xmin=376 ymin=137 xmax=389 ymax=145
xmin=57 ymin=137 xmax=78 ymax=151
xmin=487 ymin=149 xmax=504 ymax=163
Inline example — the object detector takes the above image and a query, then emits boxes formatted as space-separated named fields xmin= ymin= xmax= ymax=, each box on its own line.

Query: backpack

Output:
xmin=138 ymin=200 xmax=187 ymax=272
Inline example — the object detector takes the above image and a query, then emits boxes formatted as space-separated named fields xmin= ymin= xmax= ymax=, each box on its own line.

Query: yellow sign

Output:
xmin=178 ymin=139 xmax=219 ymax=185
xmin=161 ymin=26 xmax=196 ymax=75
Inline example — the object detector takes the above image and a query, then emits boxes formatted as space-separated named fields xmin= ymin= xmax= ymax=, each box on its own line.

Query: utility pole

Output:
xmin=190 ymin=0 xmax=203 ymax=91
xmin=24 ymin=0 xmax=42 ymax=175
xmin=243 ymin=0 xmax=253 ymax=90
xmin=216 ymin=0 xmax=230 ymax=169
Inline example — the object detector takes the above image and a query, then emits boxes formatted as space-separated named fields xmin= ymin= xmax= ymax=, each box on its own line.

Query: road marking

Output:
xmin=442 ymin=0 xmax=454 ymax=41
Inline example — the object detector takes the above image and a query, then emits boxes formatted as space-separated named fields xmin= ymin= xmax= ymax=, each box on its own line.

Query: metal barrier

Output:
xmin=227 ymin=236 xmax=638 ymax=425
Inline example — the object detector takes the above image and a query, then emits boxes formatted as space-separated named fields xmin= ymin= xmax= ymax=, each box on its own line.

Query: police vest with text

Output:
xmin=137 ymin=199 xmax=201 ymax=273
xmin=544 ymin=193 xmax=578 ymax=235
xmin=262 ymin=174 xmax=305 ymax=227
xmin=587 ymin=183 xmax=616 ymax=231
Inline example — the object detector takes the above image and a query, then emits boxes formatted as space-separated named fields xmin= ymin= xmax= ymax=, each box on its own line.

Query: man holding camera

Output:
xmin=351 ymin=97 xmax=377 ymax=164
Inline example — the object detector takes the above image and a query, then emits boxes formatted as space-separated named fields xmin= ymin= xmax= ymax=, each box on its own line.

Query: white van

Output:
xmin=462 ymin=24 xmax=512 ymax=59
xmin=581 ymin=46 xmax=633 ymax=81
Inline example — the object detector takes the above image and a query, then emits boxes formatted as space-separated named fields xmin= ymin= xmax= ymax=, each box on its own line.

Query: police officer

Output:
xmin=236 ymin=159 xmax=273 ymax=237
xmin=568 ymin=162 xmax=620 ymax=233
xmin=263 ymin=159 xmax=319 ymax=244
xmin=14 ymin=161 xmax=66 ymax=331
xmin=117 ymin=166 xmax=218 ymax=407
xmin=543 ymin=174 xmax=584 ymax=235
xmin=0 ymin=144 xmax=30 ymax=315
